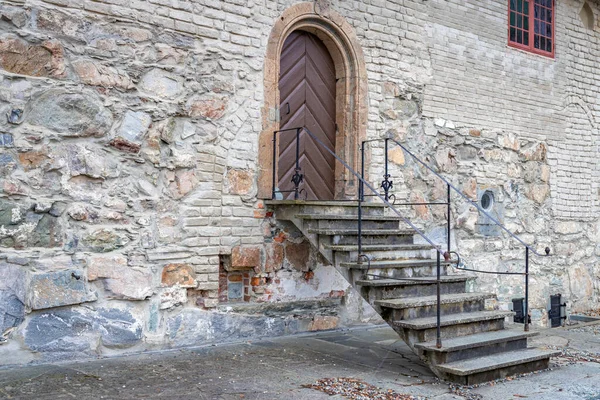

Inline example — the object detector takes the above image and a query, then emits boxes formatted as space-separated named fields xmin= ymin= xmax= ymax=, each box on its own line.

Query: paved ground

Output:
xmin=0 ymin=322 xmax=599 ymax=400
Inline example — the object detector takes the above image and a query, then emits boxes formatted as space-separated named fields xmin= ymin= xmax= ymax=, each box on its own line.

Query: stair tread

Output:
xmin=265 ymin=200 xmax=385 ymax=208
xmin=436 ymin=348 xmax=561 ymax=376
xmin=394 ymin=310 xmax=514 ymax=330
xmin=376 ymin=292 xmax=495 ymax=309
xmin=326 ymin=244 xmax=435 ymax=252
xmin=414 ymin=329 xmax=539 ymax=352
xmin=356 ymin=275 xmax=472 ymax=287
xmin=308 ymin=229 xmax=415 ymax=235
xmin=295 ymin=214 xmax=402 ymax=221
xmin=340 ymin=259 xmax=458 ymax=269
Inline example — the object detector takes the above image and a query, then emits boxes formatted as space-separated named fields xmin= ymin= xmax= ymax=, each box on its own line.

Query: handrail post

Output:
xmin=291 ymin=128 xmax=303 ymax=200
xmin=358 ymin=142 xmax=365 ymax=260
xmin=524 ymin=247 xmax=530 ymax=332
xmin=381 ymin=138 xmax=392 ymax=201
xmin=436 ymin=250 xmax=442 ymax=348
xmin=447 ymin=183 xmax=451 ymax=255
xmin=272 ymin=131 xmax=277 ymax=200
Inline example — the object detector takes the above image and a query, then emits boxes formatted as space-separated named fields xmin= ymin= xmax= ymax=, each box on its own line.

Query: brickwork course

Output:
xmin=0 ymin=0 xmax=599 ymax=364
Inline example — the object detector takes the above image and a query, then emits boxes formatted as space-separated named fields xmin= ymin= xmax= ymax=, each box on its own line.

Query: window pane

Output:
xmin=517 ymin=29 xmax=523 ymax=43
xmin=534 ymin=35 xmax=540 ymax=48
xmin=524 ymin=1 xmax=529 ymax=15
xmin=524 ymin=32 xmax=529 ymax=46
xmin=510 ymin=27 xmax=516 ymax=42
xmin=524 ymin=16 xmax=529 ymax=30
xmin=546 ymin=24 xmax=552 ymax=37
xmin=535 ymin=20 xmax=540 ymax=34
xmin=539 ymin=36 xmax=546 ymax=50
xmin=541 ymin=8 xmax=546 ymax=21
xmin=518 ymin=0 xmax=523 ymax=13
xmin=510 ymin=12 xmax=516 ymax=26
xmin=547 ymin=8 xmax=552 ymax=23
xmin=517 ymin=14 xmax=522 ymax=28
xmin=511 ymin=0 xmax=517 ymax=11
xmin=546 ymin=38 xmax=552 ymax=52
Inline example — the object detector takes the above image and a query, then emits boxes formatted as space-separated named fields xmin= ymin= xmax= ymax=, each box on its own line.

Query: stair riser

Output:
xmin=384 ymin=300 xmax=486 ymax=320
xmin=362 ymin=282 xmax=467 ymax=303
xmin=364 ymin=266 xmax=450 ymax=278
xmin=314 ymin=220 xmax=401 ymax=230
xmin=331 ymin=234 xmax=414 ymax=246
xmin=440 ymin=358 xmax=550 ymax=385
xmin=425 ymin=338 xmax=530 ymax=365
xmin=396 ymin=318 xmax=506 ymax=347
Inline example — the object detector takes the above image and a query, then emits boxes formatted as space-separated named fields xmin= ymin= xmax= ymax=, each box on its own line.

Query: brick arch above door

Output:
xmin=257 ymin=2 xmax=368 ymax=200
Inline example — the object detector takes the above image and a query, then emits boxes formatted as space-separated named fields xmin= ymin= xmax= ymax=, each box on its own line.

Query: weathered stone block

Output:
xmin=82 ymin=229 xmax=129 ymax=252
xmin=186 ymin=95 xmax=228 ymax=119
xmin=264 ymin=242 xmax=284 ymax=272
xmin=109 ymin=111 xmax=152 ymax=153
xmin=24 ymin=307 xmax=142 ymax=353
xmin=27 ymin=90 xmax=113 ymax=137
xmin=0 ymin=263 xmax=26 ymax=331
xmin=160 ymin=287 xmax=187 ymax=309
xmin=308 ymin=315 xmax=339 ymax=331
xmin=161 ymin=263 xmax=196 ymax=287
xmin=88 ymin=255 xmax=153 ymax=300
xmin=73 ymin=60 xmax=134 ymax=89
xmin=226 ymin=168 xmax=254 ymax=195
xmin=28 ymin=214 xmax=63 ymax=248
xmin=139 ymin=68 xmax=183 ymax=98
xmin=231 ymin=246 xmax=261 ymax=268
xmin=0 ymin=35 xmax=65 ymax=78
xmin=285 ymin=241 xmax=310 ymax=271
xmin=27 ymin=269 xmax=97 ymax=310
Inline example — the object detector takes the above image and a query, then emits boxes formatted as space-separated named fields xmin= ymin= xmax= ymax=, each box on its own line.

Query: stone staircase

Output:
xmin=266 ymin=200 xmax=559 ymax=385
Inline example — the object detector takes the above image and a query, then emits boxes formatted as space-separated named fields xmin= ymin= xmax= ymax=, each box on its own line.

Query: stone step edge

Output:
xmin=414 ymin=330 xmax=539 ymax=352
xmin=308 ymin=229 xmax=415 ymax=236
xmin=356 ymin=275 xmax=472 ymax=287
xmin=326 ymin=244 xmax=435 ymax=252
xmin=295 ymin=214 xmax=403 ymax=221
xmin=265 ymin=200 xmax=385 ymax=208
xmin=393 ymin=310 xmax=515 ymax=330
xmin=435 ymin=348 xmax=561 ymax=376
xmin=340 ymin=259 xmax=458 ymax=269
xmin=376 ymin=292 xmax=495 ymax=309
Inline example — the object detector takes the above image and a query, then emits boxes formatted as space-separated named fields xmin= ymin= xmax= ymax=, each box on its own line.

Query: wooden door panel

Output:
xmin=278 ymin=30 xmax=336 ymax=200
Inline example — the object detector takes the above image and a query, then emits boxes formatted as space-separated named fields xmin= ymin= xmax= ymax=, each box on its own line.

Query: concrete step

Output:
xmin=356 ymin=275 xmax=471 ymax=287
xmin=415 ymin=329 xmax=539 ymax=352
xmin=326 ymin=244 xmax=434 ymax=252
xmin=376 ymin=292 xmax=495 ymax=309
xmin=378 ymin=292 xmax=494 ymax=320
xmin=266 ymin=200 xmax=386 ymax=217
xmin=310 ymin=228 xmax=415 ymax=245
xmin=415 ymin=329 xmax=539 ymax=364
xmin=266 ymin=200 xmax=385 ymax=208
xmin=435 ymin=348 xmax=561 ymax=385
xmin=341 ymin=259 xmax=456 ymax=279
xmin=300 ymin=215 xmax=401 ymax=230
xmin=392 ymin=310 xmax=514 ymax=345
xmin=296 ymin=214 xmax=401 ymax=221
xmin=341 ymin=259 xmax=457 ymax=270
xmin=309 ymin=229 xmax=415 ymax=236
xmin=357 ymin=275 xmax=472 ymax=303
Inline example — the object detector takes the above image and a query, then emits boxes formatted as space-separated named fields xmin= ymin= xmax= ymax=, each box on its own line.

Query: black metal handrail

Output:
xmin=273 ymin=127 xmax=449 ymax=347
xmin=362 ymin=137 xmax=552 ymax=332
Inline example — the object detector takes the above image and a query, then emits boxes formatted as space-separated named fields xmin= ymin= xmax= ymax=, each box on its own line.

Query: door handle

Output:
xmin=285 ymin=102 xmax=290 ymax=115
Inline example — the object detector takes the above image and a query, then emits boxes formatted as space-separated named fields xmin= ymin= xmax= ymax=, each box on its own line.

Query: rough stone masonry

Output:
xmin=0 ymin=0 xmax=598 ymax=364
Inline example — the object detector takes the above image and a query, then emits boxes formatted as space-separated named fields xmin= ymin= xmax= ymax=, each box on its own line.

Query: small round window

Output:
xmin=481 ymin=191 xmax=494 ymax=211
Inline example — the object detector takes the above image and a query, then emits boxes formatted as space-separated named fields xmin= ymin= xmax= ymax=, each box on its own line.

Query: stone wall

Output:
xmin=0 ymin=0 xmax=599 ymax=364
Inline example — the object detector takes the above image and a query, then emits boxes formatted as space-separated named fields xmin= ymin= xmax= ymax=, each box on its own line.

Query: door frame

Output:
xmin=258 ymin=2 xmax=368 ymax=200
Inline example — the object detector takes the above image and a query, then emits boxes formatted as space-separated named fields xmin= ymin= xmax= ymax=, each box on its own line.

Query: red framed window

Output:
xmin=508 ymin=0 xmax=555 ymax=57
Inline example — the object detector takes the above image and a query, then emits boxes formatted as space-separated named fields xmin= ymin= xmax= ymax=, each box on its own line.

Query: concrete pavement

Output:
xmin=0 ymin=323 xmax=599 ymax=400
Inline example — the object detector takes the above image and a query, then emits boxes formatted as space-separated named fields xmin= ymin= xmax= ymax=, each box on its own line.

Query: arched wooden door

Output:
xmin=278 ymin=31 xmax=336 ymax=200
